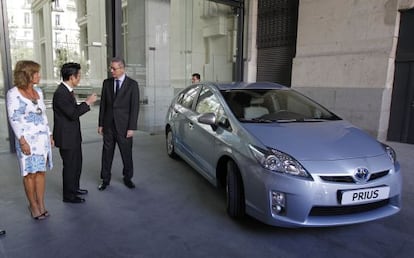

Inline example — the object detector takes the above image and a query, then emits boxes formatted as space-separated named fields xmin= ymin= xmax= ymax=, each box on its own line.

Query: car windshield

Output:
xmin=221 ymin=89 xmax=341 ymax=123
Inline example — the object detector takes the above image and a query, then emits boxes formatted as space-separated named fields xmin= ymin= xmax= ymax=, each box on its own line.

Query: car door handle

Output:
xmin=188 ymin=122 xmax=194 ymax=129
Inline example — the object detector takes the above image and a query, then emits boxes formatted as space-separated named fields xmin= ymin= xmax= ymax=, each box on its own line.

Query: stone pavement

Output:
xmin=0 ymin=114 xmax=413 ymax=257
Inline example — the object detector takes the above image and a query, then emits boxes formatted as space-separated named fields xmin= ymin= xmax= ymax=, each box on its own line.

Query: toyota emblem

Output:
xmin=354 ymin=167 xmax=370 ymax=183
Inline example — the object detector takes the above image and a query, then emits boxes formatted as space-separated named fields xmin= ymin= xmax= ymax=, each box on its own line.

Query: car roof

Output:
xmin=207 ymin=81 xmax=290 ymax=91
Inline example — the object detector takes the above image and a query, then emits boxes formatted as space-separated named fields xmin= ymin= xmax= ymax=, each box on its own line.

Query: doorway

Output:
xmin=388 ymin=8 xmax=414 ymax=143
xmin=256 ymin=0 xmax=299 ymax=86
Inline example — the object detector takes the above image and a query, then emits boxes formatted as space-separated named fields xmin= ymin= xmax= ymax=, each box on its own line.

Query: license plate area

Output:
xmin=339 ymin=186 xmax=390 ymax=205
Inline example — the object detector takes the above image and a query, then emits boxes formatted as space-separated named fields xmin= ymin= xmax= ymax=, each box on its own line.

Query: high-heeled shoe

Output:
xmin=28 ymin=206 xmax=46 ymax=220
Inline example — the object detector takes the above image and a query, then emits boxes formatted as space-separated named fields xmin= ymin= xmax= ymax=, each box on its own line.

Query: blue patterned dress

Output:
xmin=6 ymin=87 xmax=53 ymax=176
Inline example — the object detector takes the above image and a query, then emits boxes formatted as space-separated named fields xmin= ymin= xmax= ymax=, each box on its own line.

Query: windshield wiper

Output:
xmin=301 ymin=118 xmax=326 ymax=122
xmin=275 ymin=119 xmax=300 ymax=123
xmin=240 ymin=118 xmax=274 ymax=123
xmin=276 ymin=118 xmax=335 ymax=123
xmin=240 ymin=117 xmax=339 ymax=123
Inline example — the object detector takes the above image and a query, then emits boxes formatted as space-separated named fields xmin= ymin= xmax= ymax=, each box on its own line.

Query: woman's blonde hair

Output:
xmin=13 ymin=60 xmax=41 ymax=89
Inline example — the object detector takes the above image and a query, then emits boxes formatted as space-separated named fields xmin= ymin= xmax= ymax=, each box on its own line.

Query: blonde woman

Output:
xmin=6 ymin=60 xmax=53 ymax=220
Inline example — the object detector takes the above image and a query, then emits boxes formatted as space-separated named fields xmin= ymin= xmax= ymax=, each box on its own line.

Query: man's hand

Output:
xmin=86 ymin=93 xmax=98 ymax=106
xmin=98 ymin=127 xmax=103 ymax=135
xmin=50 ymin=135 xmax=55 ymax=147
xmin=126 ymin=130 xmax=134 ymax=138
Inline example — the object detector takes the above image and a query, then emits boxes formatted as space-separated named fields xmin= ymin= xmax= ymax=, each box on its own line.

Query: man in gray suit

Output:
xmin=98 ymin=57 xmax=140 ymax=190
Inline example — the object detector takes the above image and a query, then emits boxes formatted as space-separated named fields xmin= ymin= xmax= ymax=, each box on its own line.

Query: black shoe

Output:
xmin=76 ymin=189 xmax=88 ymax=195
xmin=63 ymin=196 xmax=85 ymax=203
xmin=123 ymin=179 xmax=135 ymax=189
xmin=98 ymin=182 xmax=109 ymax=191
xmin=0 ymin=229 xmax=5 ymax=236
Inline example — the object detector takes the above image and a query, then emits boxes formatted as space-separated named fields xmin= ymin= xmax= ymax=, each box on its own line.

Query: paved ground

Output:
xmin=0 ymin=117 xmax=413 ymax=257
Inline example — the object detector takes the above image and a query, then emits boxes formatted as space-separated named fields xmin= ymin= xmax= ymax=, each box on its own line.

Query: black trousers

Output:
xmin=100 ymin=126 xmax=133 ymax=184
xmin=59 ymin=144 xmax=82 ymax=200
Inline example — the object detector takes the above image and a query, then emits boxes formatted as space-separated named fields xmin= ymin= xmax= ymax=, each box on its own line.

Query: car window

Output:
xmin=196 ymin=87 xmax=221 ymax=114
xmin=284 ymin=93 xmax=313 ymax=117
xmin=276 ymin=91 xmax=335 ymax=119
xmin=222 ymin=89 xmax=340 ymax=121
xmin=177 ymin=85 xmax=201 ymax=109
xmin=196 ymin=86 xmax=230 ymax=130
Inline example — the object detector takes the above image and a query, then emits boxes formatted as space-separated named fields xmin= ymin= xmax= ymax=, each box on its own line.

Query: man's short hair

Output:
xmin=111 ymin=57 xmax=126 ymax=68
xmin=192 ymin=73 xmax=200 ymax=80
xmin=61 ymin=62 xmax=81 ymax=81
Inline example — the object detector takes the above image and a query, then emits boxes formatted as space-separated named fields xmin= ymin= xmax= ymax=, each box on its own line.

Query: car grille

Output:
xmin=309 ymin=199 xmax=389 ymax=216
xmin=319 ymin=170 xmax=389 ymax=183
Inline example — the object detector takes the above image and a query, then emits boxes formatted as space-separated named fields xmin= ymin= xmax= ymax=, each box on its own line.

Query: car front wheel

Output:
xmin=226 ymin=160 xmax=245 ymax=218
xmin=166 ymin=128 xmax=178 ymax=159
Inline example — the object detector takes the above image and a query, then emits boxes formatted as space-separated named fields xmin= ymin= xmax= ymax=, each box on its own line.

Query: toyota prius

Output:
xmin=165 ymin=81 xmax=402 ymax=227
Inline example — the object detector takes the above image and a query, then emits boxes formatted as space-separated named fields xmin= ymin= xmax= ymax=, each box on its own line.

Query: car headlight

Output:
xmin=382 ymin=143 xmax=397 ymax=164
xmin=249 ymin=145 xmax=312 ymax=179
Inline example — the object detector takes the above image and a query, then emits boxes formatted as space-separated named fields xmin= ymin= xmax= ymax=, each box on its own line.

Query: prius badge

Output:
xmin=354 ymin=167 xmax=370 ymax=183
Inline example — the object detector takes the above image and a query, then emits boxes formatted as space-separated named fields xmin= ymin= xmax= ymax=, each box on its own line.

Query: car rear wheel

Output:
xmin=166 ymin=128 xmax=178 ymax=159
xmin=226 ymin=160 xmax=245 ymax=218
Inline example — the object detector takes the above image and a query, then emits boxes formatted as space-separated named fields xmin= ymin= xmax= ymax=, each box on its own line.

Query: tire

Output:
xmin=166 ymin=128 xmax=178 ymax=159
xmin=226 ymin=160 xmax=245 ymax=218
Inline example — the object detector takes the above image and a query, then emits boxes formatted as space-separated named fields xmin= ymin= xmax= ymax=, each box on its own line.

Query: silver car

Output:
xmin=165 ymin=82 xmax=402 ymax=227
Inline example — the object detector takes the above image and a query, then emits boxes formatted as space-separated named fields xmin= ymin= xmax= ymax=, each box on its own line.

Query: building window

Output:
xmin=55 ymin=14 xmax=60 ymax=26
xmin=24 ymin=13 xmax=30 ymax=25
xmin=55 ymin=32 xmax=61 ymax=45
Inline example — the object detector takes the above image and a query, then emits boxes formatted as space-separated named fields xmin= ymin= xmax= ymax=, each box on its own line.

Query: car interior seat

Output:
xmin=244 ymin=97 xmax=269 ymax=119
xmin=263 ymin=94 xmax=280 ymax=113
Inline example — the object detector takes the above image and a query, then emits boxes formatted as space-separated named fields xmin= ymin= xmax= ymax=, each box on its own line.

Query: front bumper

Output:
xmin=242 ymin=156 xmax=402 ymax=227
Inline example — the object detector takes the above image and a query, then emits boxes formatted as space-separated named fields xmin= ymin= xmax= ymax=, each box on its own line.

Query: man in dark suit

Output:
xmin=53 ymin=62 xmax=97 ymax=203
xmin=97 ymin=57 xmax=139 ymax=190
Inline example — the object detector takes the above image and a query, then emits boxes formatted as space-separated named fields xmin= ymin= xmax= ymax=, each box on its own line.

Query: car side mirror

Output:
xmin=198 ymin=112 xmax=218 ymax=131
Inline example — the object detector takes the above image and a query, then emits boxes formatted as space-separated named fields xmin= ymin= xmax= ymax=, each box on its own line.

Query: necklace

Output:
xmin=19 ymin=88 xmax=42 ymax=114
xmin=20 ymin=88 xmax=39 ymax=103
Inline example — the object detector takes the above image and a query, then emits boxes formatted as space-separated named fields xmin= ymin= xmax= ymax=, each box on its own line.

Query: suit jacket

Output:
xmin=98 ymin=76 xmax=139 ymax=135
xmin=53 ymin=83 xmax=91 ymax=149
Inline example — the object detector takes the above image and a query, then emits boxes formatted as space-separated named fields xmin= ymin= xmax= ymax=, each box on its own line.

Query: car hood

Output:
xmin=241 ymin=121 xmax=385 ymax=161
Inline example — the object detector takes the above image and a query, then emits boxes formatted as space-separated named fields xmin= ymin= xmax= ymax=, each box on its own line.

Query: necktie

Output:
xmin=71 ymin=91 xmax=76 ymax=103
xmin=115 ymin=80 xmax=120 ymax=96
